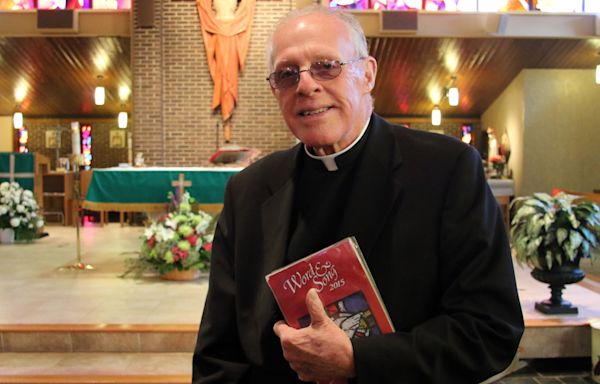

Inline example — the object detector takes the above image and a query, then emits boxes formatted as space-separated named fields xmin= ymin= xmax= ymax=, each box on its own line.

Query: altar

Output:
xmin=82 ymin=167 xmax=241 ymax=225
xmin=488 ymin=178 xmax=515 ymax=229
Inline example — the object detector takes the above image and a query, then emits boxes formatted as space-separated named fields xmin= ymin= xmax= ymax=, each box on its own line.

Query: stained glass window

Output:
xmin=418 ymin=0 xmax=478 ymax=11
xmin=584 ymin=0 xmax=600 ymax=12
xmin=17 ymin=127 xmax=29 ymax=153
xmin=535 ymin=0 xmax=583 ymax=12
xmin=37 ymin=0 xmax=66 ymax=9
xmin=81 ymin=124 xmax=92 ymax=170
xmin=1 ymin=0 xmax=35 ymax=10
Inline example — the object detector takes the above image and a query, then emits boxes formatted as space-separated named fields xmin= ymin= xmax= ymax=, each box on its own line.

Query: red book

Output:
xmin=266 ymin=236 xmax=395 ymax=337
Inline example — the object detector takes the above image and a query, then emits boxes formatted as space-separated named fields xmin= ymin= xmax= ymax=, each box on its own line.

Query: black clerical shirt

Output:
xmin=286 ymin=126 xmax=371 ymax=262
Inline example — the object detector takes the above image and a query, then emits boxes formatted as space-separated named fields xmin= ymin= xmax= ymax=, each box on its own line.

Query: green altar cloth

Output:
xmin=85 ymin=167 xmax=241 ymax=204
xmin=0 ymin=152 xmax=35 ymax=191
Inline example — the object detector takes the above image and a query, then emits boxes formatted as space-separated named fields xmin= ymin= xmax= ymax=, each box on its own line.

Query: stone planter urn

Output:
xmin=530 ymin=256 xmax=584 ymax=315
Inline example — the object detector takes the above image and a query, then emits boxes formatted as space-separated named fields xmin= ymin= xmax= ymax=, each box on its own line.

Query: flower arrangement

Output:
xmin=0 ymin=181 xmax=44 ymax=241
xmin=123 ymin=191 xmax=215 ymax=277
xmin=510 ymin=192 xmax=600 ymax=270
xmin=488 ymin=155 xmax=506 ymax=179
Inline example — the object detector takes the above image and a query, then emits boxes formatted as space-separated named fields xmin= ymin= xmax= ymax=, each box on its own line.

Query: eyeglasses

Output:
xmin=266 ymin=57 xmax=366 ymax=89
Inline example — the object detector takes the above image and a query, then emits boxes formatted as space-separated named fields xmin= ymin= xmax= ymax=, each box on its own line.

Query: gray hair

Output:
xmin=265 ymin=5 xmax=369 ymax=72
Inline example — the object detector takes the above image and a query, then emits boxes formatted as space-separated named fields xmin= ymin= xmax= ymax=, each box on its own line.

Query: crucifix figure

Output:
xmin=196 ymin=0 xmax=256 ymax=143
xmin=171 ymin=173 xmax=192 ymax=202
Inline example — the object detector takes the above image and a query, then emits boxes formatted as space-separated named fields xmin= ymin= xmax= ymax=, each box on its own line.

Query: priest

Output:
xmin=193 ymin=5 xmax=523 ymax=383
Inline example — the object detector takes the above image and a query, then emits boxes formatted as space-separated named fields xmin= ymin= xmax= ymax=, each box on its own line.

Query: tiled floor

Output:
xmin=0 ymin=223 xmax=599 ymax=382
xmin=0 ymin=224 xmax=208 ymax=325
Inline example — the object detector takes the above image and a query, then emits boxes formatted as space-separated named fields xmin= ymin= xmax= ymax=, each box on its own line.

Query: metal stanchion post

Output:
xmin=58 ymin=157 xmax=95 ymax=271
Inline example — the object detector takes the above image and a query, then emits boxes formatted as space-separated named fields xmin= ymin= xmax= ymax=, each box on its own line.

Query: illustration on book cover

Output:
xmin=298 ymin=291 xmax=382 ymax=338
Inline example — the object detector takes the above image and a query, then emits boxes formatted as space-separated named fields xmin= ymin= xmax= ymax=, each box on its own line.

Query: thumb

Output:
xmin=306 ymin=288 xmax=328 ymax=326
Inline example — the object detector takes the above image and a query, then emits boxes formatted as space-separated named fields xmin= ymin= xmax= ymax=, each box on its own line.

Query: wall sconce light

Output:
xmin=94 ymin=86 xmax=105 ymax=106
xmin=596 ymin=64 xmax=600 ymax=85
xmin=118 ymin=111 xmax=128 ymax=128
xmin=13 ymin=112 xmax=23 ymax=129
xmin=431 ymin=106 xmax=441 ymax=126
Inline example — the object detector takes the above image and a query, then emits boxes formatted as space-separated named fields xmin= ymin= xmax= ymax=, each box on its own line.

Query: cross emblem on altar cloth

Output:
xmin=171 ymin=173 xmax=192 ymax=199
xmin=0 ymin=154 xmax=34 ymax=181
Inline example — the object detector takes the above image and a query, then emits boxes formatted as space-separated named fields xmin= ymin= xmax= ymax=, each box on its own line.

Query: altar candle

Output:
xmin=71 ymin=121 xmax=81 ymax=155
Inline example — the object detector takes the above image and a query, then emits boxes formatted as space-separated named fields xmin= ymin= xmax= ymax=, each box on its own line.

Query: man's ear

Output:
xmin=363 ymin=56 xmax=378 ymax=93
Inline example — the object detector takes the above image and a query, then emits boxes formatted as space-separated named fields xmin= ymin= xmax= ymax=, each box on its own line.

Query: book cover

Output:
xmin=265 ymin=236 xmax=395 ymax=338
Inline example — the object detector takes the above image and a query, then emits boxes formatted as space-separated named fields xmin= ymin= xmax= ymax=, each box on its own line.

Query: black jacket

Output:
xmin=193 ymin=114 xmax=524 ymax=383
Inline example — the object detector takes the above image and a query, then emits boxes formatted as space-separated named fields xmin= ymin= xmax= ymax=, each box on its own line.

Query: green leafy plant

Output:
xmin=510 ymin=192 xmax=600 ymax=270
xmin=122 ymin=191 xmax=216 ymax=278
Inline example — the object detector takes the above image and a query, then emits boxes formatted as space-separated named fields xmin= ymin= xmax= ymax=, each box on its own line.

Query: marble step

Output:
xmin=0 ymin=352 xmax=191 ymax=383
xmin=0 ymin=324 xmax=198 ymax=353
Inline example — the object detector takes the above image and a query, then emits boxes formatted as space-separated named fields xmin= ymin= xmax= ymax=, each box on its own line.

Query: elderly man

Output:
xmin=193 ymin=5 xmax=523 ymax=383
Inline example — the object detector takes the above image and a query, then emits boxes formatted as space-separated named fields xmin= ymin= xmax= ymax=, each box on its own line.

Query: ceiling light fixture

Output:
xmin=446 ymin=75 xmax=459 ymax=107
xmin=94 ymin=75 xmax=105 ymax=105
xmin=431 ymin=106 xmax=441 ymax=126
xmin=13 ymin=112 xmax=23 ymax=129
xmin=118 ymin=111 xmax=128 ymax=129
xmin=118 ymin=85 xmax=131 ymax=101
xmin=94 ymin=86 xmax=105 ymax=105
xmin=447 ymin=86 xmax=459 ymax=106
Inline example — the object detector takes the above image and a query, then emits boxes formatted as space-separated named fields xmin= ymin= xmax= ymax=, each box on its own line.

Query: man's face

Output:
xmin=270 ymin=13 xmax=377 ymax=155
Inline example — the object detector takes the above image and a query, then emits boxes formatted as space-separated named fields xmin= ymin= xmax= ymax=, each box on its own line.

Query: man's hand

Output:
xmin=273 ymin=288 xmax=356 ymax=382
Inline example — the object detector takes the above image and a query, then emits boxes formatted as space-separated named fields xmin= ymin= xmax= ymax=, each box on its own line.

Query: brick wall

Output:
xmin=21 ymin=118 xmax=129 ymax=169
xmin=132 ymin=0 xmax=296 ymax=166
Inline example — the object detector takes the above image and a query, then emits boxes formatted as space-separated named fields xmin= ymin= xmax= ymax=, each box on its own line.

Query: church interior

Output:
xmin=1 ymin=0 xmax=600 ymax=382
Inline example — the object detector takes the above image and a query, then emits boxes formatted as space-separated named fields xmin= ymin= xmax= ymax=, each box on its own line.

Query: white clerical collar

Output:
xmin=304 ymin=118 xmax=371 ymax=172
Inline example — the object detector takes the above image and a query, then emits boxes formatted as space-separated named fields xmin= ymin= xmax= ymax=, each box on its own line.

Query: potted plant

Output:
xmin=510 ymin=192 xmax=600 ymax=314
xmin=0 ymin=182 xmax=44 ymax=244
xmin=122 ymin=191 xmax=216 ymax=280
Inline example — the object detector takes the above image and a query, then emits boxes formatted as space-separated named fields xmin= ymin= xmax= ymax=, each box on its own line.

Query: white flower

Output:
xmin=10 ymin=217 xmax=20 ymax=227
xmin=143 ymin=226 xmax=156 ymax=239
xmin=16 ymin=205 xmax=25 ymax=213
xmin=164 ymin=217 xmax=178 ymax=230
xmin=156 ymin=227 xmax=176 ymax=242
xmin=36 ymin=219 xmax=44 ymax=228
xmin=0 ymin=205 xmax=7 ymax=215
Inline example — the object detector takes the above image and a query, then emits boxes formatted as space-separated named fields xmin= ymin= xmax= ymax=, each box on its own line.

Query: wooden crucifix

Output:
xmin=171 ymin=173 xmax=192 ymax=201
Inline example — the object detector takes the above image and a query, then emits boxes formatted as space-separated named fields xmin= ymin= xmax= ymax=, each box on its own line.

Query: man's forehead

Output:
xmin=272 ymin=16 xmax=351 ymax=64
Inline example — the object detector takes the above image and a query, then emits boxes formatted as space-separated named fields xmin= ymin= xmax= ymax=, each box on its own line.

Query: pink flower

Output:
xmin=171 ymin=246 xmax=189 ymax=262
xmin=202 ymin=242 xmax=213 ymax=253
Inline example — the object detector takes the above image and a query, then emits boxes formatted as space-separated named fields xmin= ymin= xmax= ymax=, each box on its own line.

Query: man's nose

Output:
xmin=296 ymin=69 xmax=320 ymax=95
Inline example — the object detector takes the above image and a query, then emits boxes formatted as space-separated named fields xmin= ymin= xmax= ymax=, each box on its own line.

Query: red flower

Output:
xmin=489 ymin=155 xmax=504 ymax=164
xmin=186 ymin=234 xmax=198 ymax=247
xmin=202 ymin=242 xmax=213 ymax=253
xmin=147 ymin=236 xmax=156 ymax=248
